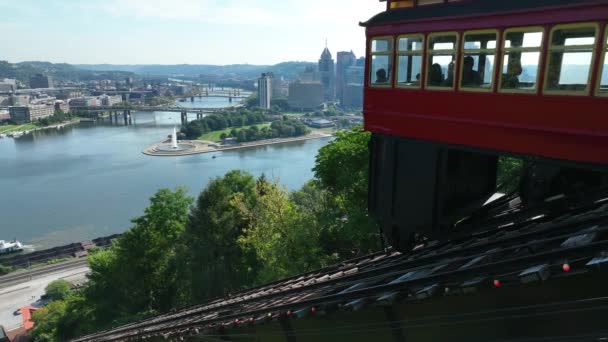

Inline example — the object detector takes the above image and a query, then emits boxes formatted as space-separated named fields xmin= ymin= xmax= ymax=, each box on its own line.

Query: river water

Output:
xmin=0 ymin=97 xmax=330 ymax=249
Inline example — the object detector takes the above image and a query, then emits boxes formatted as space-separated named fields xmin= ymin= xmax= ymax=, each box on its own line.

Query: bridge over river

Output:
xmin=72 ymin=104 xmax=243 ymax=125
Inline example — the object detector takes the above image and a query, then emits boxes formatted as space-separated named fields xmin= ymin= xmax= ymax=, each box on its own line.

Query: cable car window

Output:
xmin=397 ymin=35 xmax=424 ymax=88
xmin=461 ymin=31 xmax=497 ymax=91
xmin=427 ymin=33 xmax=458 ymax=89
xmin=598 ymin=27 xmax=608 ymax=95
xmin=545 ymin=24 xmax=597 ymax=94
xmin=500 ymin=28 xmax=544 ymax=92
xmin=370 ymin=37 xmax=393 ymax=86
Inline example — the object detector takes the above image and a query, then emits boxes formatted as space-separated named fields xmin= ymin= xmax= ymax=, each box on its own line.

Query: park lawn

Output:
xmin=281 ymin=112 xmax=307 ymax=116
xmin=198 ymin=123 xmax=270 ymax=142
xmin=0 ymin=123 xmax=38 ymax=134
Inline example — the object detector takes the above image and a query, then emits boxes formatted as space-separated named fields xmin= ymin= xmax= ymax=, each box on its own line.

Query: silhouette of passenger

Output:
xmin=443 ymin=61 xmax=455 ymax=86
xmin=462 ymin=56 xmax=483 ymax=86
xmin=376 ymin=68 xmax=389 ymax=83
xmin=502 ymin=58 xmax=523 ymax=89
xmin=429 ymin=63 xmax=444 ymax=86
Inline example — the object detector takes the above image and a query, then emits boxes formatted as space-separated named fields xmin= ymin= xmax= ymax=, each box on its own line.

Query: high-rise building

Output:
xmin=342 ymin=64 xmax=365 ymax=108
xmin=258 ymin=73 xmax=273 ymax=109
xmin=318 ymin=46 xmax=335 ymax=101
xmin=299 ymin=66 xmax=320 ymax=83
xmin=29 ymin=74 xmax=54 ymax=89
xmin=336 ymin=51 xmax=357 ymax=105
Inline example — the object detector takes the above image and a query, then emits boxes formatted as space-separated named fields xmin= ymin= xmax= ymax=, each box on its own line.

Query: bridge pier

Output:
xmin=128 ymin=110 xmax=132 ymax=125
xmin=123 ymin=110 xmax=128 ymax=125
xmin=181 ymin=111 xmax=187 ymax=125
xmin=191 ymin=96 xmax=194 ymax=102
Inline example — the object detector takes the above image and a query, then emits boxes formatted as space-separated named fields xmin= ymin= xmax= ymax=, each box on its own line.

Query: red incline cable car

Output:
xmin=362 ymin=0 xmax=608 ymax=250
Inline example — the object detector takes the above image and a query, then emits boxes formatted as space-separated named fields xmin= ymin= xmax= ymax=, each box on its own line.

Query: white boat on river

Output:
xmin=0 ymin=239 xmax=24 ymax=255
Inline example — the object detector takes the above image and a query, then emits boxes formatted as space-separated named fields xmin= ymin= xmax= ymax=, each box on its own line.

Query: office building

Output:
xmin=288 ymin=80 xmax=323 ymax=111
xmin=318 ymin=46 xmax=335 ymax=101
xmin=9 ymin=104 xmax=54 ymax=123
xmin=258 ymin=73 xmax=273 ymax=109
xmin=336 ymin=51 xmax=357 ymax=105
xmin=100 ymin=95 xmax=122 ymax=106
xmin=29 ymin=74 xmax=54 ymax=89
xmin=0 ymin=78 xmax=17 ymax=92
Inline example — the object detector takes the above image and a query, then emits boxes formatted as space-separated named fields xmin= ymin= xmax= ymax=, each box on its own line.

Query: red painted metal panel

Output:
xmin=364 ymin=88 xmax=608 ymax=164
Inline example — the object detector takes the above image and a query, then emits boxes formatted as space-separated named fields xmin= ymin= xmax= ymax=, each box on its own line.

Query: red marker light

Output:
xmin=248 ymin=317 xmax=254 ymax=324
xmin=311 ymin=307 xmax=317 ymax=314
xmin=493 ymin=279 xmax=501 ymax=288
xmin=562 ymin=263 xmax=571 ymax=272
xmin=286 ymin=310 xmax=292 ymax=317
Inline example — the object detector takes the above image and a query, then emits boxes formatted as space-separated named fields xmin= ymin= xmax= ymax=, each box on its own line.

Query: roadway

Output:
xmin=0 ymin=259 xmax=90 ymax=331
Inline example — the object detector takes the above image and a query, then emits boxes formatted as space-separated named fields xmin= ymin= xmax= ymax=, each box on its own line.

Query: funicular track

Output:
xmin=74 ymin=190 xmax=608 ymax=341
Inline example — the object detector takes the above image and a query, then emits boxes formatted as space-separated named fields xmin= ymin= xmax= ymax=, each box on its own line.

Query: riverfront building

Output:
xmin=100 ymin=95 xmax=122 ymax=106
xmin=9 ymin=104 xmax=54 ymax=123
xmin=69 ymin=97 xmax=101 ymax=107
xmin=258 ymin=73 xmax=273 ymax=109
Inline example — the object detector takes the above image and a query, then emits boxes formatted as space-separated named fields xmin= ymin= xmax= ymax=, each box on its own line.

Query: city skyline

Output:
xmin=0 ymin=0 xmax=385 ymax=65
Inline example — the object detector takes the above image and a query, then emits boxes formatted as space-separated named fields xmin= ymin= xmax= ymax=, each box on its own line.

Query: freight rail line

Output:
xmin=74 ymin=189 xmax=608 ymax=341
xmin=0 ymin=258 xmax=89 ymax=288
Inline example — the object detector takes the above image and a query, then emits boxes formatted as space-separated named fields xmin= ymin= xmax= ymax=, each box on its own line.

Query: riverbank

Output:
xmin=143 ymin=131 xmax=333 ymax=156
xmin=0 ymin=119 xmax=80 ymax=137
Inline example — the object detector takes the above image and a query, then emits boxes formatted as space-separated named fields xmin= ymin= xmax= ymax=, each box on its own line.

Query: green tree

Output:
xmin=30 ymin=300 xmax=67 ymax=342
xmin=85 ymin=187 xmax=193 ymax=320
xmin=313 ymin=126 xmax=381 ymax=257
xmin=44 ymin=280 xmax=72 ymax=301
xmin=176 ymin=171 xmax=258 ymax=303
xmin=237 ymin=181 xmax=325 ymax=283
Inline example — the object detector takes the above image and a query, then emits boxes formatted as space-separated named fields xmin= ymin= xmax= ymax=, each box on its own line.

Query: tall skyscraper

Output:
xmin=258 ymin=72 xmax=273 ymax=109
xmin=318 ymin=45 xmax=335 ymax=101
xmin=336 ymin=51 xmax=357 ymax=105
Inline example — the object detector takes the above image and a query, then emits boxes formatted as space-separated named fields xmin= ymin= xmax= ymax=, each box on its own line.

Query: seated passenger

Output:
xmin=443 ymin=61 xmax=455 ymax=87
xmin=462 ymin=56 xmax=483 ymax=86
xmin=428 ymin=63 xmax=444 ymax=86
xmin=502 ymin=59 xmax=523 ymax=89
xmin=411 ymin=73 xmax=421 ymax=86
xmin=376 ymin=68 xmax=389 ymax=83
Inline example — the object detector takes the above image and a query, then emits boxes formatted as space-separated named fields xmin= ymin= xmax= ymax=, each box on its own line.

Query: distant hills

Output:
xmin=0 ymin=61 xmax=135 ymax=83
xmin=73 ymin=61 xmax=317 ymax=80
xmin=0 ymin=60 xmax=318 ymax=84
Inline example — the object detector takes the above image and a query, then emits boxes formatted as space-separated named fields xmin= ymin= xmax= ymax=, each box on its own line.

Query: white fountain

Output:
xmin=147 ymin=125 xmax=195 ymax=155
xmin=171 ymin=126 xmax=178 ymax=149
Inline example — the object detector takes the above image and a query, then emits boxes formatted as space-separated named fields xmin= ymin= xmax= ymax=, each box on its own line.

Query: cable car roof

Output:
xmin=363 ymin=0 xmax=604 ymax=27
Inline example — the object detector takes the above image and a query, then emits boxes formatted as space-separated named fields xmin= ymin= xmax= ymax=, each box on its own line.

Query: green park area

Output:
xmin=198 ymin=123 xmax=270 ymax=142
xmin=0 ymin=123 xmax=38 ymax=134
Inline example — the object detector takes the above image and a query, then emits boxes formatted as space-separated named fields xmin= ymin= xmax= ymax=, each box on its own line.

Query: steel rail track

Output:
xmin=76 ymin=191 xmax=608 ymax=341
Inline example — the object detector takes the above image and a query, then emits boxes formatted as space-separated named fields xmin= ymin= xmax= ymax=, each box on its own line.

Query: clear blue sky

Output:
xmin=0 ymin=0 xmax=385 ymax=65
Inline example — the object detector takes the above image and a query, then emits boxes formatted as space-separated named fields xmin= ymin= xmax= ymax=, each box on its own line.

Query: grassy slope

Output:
xmin=0 ymin=124 xmax=38 ymax=134
xmin=198 ymin=123 xmax=270 ymax=142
